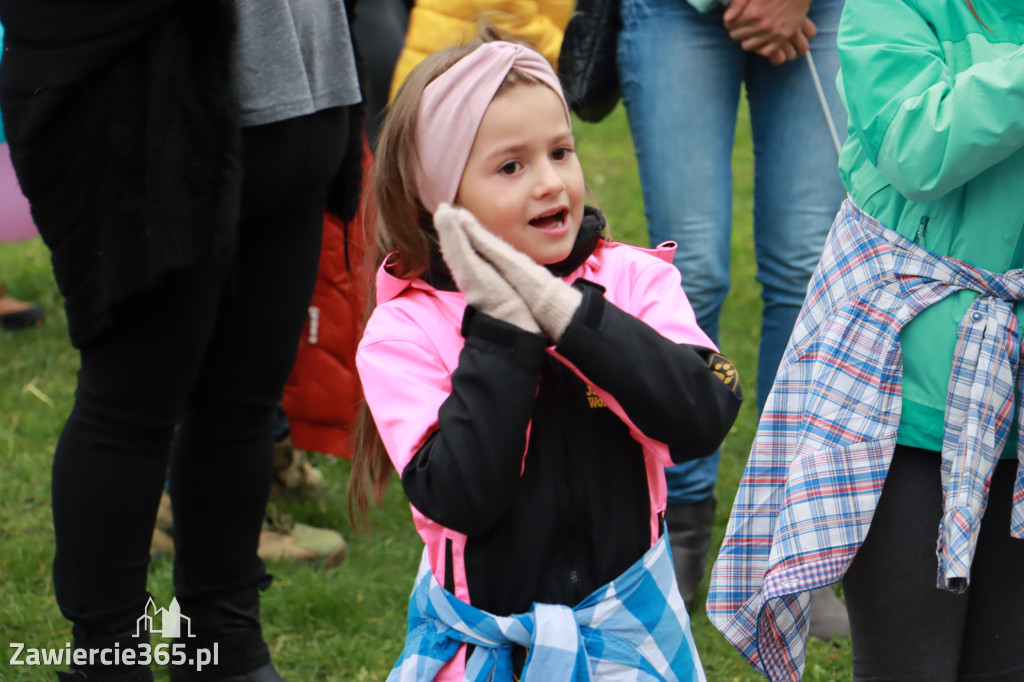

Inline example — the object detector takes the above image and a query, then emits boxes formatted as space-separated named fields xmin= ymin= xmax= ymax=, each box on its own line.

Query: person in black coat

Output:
xmin=0 ymin=1 xmax=365 ymax=680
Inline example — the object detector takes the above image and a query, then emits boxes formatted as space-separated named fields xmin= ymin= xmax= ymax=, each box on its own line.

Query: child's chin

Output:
xmin=535 ymin=245 xmax=574 ymax=266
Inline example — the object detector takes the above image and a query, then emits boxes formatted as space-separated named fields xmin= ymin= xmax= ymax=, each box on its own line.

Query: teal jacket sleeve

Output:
xmin=838 ymin=0 xmax=1024 ymax=202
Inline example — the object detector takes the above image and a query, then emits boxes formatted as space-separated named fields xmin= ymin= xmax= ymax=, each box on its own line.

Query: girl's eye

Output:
xmin=552 ymin=147 xmax=573 ymax=161
xmin=499 ymin=161 xmax=521 ymax=175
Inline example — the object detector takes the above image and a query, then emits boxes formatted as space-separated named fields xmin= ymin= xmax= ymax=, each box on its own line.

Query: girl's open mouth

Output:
xmin=529 ymin=208 xmax=566 ymax=229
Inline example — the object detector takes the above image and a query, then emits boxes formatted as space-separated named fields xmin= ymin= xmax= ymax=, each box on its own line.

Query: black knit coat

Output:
xmin=0 ymin=0 xmax=365 ymax=346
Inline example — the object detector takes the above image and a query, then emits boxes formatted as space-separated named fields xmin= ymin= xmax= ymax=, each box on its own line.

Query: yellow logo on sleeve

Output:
xmin=708 ymin=353 xmax=739 ymax=394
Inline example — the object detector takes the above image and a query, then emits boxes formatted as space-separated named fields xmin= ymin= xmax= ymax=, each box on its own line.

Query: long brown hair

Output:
xmin=347 ymin=27 xmax=543 ymax=529
xmin=965 ymin=0 xmax=987 ymax=29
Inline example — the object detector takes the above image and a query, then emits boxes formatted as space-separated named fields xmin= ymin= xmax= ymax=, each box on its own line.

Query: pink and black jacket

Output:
xmin=357 ymin=209 xmax=741 ymax=673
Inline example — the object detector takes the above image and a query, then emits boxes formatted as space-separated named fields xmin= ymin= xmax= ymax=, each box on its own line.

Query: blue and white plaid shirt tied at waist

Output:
xmin=389 ymin=532 xmax=705 ymax=681
xmin=707 ymin=200 xmax=1024 ymax=682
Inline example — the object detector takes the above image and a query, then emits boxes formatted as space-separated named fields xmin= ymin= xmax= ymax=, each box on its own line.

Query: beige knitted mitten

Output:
xmin=434 ymin=204 xmax=541 ymax=333
xmin=458 ymin=211 xmax=583 ymax=342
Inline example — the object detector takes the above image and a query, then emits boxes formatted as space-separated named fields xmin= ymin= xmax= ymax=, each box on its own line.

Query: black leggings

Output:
xmin=51 ymin=105 xmax=350 ymax=633
xmin=843 ymin=445 xmax=1024 ymax=681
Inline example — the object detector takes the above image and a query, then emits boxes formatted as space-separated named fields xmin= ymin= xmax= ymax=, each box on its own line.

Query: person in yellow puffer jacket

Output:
xmin=389 ymin=0 xmax=572 ymax=100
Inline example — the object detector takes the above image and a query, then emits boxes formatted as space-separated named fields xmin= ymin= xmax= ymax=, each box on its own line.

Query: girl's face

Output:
xmin=455 ymin=83 xmax=585 ymax=265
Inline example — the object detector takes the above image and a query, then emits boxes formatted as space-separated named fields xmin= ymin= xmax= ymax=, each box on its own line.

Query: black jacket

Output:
xmin=0 ymin=0 xmax=365 ymax=346
xmin=400 ymin=229 xmax=743 ymax=616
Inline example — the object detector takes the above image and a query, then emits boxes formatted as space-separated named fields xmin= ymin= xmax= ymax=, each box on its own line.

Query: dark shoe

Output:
xmin=55 ymin=671 xmax=145 ymax=675
xmin=0 ymin=295 xmax=43 ymax=331
xmin=808 ymin=586 xmax=851 ymax=640
xmin=57 ymin=674 xmax=151 ymax=682
xmin=666 ymin=496 xmax=717 ymax=608
xmin=168 ymin=662 xmax=285 ymax=682
xmin=57 ymin=626 xmax=153 ymax=682
xmin=55 ymin=670 xmax=151 ymax=682
xmin=169 ymin=585 xmax=279 ymax=682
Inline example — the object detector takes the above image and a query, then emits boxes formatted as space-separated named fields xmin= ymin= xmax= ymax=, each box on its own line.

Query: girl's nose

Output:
xmin=534 ymin=161 xmax=565 ymax=197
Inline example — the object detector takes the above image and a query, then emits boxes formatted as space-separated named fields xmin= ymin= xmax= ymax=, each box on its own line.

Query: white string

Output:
xmin=805 ymin=50 xmax=843 ymax=158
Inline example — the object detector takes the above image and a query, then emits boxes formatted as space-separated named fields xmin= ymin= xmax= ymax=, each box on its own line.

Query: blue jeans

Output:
xmin=618 ymin=0 xmax=847 ymax=503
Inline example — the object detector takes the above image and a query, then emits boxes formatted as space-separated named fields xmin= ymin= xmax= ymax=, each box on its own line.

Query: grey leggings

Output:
xmin=842 ymin=445 xmax=1024 ymax=681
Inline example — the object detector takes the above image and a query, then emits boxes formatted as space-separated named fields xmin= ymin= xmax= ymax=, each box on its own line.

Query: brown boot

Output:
xmin=150 ymin=491 xmax=176 ymax=555
xmin=259 ymin=504 xmax=346 ymax=568
xmin=150 ymin=493 xmax=346 ymax=568
xmin=150 ymin=527 xmax=175 ymax=555
xmin=270 ymin=436 xmax=325 ymax=500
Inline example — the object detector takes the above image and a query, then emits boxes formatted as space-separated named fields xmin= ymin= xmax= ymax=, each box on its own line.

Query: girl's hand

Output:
xmin=435 ymin=204 xmax=541 ymax=333
xmin=455 ymin=208 xmax=583 ymax=343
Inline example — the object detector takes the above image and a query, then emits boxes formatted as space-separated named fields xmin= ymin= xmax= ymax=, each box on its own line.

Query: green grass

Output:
xmin=0 ymin=97 xmax=852 ymax=680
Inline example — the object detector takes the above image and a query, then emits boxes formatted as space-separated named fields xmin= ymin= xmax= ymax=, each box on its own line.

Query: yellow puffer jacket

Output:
xmin=389 ymin=0 xmax=572 ymax=100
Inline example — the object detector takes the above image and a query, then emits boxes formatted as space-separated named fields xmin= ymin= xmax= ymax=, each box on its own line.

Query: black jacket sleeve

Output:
xmin=400 ymin=307 xmax=548 ymax=536
xmin=555 ymin=280 xmax=742 ymax=461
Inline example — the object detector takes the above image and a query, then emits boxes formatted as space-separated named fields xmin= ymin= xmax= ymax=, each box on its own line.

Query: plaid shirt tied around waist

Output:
xmin=707 ymin=200 xmax=1024 ymax=681
xmin=389 ymin=532 xmax=705 ymax=681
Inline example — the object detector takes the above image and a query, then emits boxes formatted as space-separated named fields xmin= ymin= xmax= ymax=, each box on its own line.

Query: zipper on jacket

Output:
xmin=915 ymin=216 xmax=929 ymax=248
xmin=444 ymin=538 xmax=455 ymax=593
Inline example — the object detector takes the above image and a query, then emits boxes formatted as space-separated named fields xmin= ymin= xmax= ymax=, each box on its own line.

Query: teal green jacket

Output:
xmin=836 ymin=0 xmax=1024 ymax=454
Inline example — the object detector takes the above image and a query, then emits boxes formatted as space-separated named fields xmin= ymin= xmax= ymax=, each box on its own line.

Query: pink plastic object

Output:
xmin=0 ymin=143 xmax=37 ymax=243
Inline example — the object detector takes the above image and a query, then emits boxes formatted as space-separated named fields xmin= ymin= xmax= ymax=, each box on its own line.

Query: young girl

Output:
xmin=350 ymin=34 xmax=742 ymax=680
xmin=709 ymin=1 xmax=1024 ymax=680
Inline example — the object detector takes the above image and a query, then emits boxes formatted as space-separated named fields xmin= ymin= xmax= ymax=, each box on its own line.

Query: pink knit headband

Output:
xmin=414 ymin=41 xmax=572 ymax=214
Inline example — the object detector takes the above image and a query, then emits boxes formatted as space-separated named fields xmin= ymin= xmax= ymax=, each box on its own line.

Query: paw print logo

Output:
xmin=707 ymin=353 xmax=739 ymax=392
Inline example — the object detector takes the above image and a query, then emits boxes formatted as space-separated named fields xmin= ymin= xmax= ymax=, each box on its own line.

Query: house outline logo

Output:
xmin=134 ymin=597 xmax=195 ymax=639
